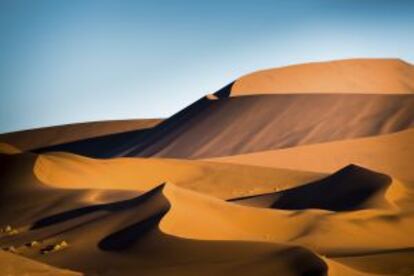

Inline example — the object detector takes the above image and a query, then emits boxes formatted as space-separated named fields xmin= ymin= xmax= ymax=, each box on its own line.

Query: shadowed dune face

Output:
xmin=230 ymin=165 xmax=392 ymax=211
xmin=230 ymin=58 xmax=414 ymax=95
xmin=210 ymin=127 xmax=414 ymax=182
xmin=0 ymin=119 xmax=162 ymax=152
xmin=35 ymin=94 xmax=414 ymax=159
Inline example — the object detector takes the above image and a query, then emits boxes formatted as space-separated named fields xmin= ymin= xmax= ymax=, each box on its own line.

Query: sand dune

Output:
xmin=230 ymin=165 xmax=393 ymax=211
xmin=0 ymin=118 xmax=161 ymax=152
xmin=33 ymin=152 xmax=322 ymax=199
xmin=0 ymin=153 xmax=141 ymax=228
xmin=229 ymin=58 xmax=414 ymax=95
xmin=31 ymin=59 xmax=414 ymax=159
xmin=210 ymin=127 xmax=414 ymax=182
xmin=35 ymin=94 xmax=414 ymax=158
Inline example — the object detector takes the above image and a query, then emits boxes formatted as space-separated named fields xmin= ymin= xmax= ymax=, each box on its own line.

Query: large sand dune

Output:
xmin=1 ymin=58 xmax=413 ymax=275
xmin=35 ymin=94 xmax=414 ymax=158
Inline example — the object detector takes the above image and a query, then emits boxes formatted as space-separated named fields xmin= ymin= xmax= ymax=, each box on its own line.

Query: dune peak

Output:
xmin=224 ymin=58 xmax=414 ymax=96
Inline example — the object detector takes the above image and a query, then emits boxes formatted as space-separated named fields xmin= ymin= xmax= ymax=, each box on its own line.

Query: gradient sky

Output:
xmin=1 ymin=0 xmax=414 ymax=133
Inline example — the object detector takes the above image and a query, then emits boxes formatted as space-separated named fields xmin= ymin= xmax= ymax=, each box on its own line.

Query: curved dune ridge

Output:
xmin=229 ymin=58 xmax=414 ymax=95
xmin=229 ymin=165 xmax=395 ymax=211
xmin=0 ymin=152 xmax=414 ymax=275
xmin=0 ymin=153 xmax=328 ymax=275
xmin=33 ymin=152 xmax=323 ymax=199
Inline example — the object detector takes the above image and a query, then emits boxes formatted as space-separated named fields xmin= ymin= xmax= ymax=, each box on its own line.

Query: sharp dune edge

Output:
xmin=230 ymin=58 xmax=414 ymax=95
xmin=1 ymin=58 xmax=414 ymax=275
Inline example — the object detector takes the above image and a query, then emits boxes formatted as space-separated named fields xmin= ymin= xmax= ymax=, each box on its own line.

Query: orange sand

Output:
xmin=230 ymin=58 xmax=414 ymax=95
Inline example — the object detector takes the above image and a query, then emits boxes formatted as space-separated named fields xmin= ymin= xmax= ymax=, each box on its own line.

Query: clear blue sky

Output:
xmin=1 ymin=0 xmax=413 ymax=133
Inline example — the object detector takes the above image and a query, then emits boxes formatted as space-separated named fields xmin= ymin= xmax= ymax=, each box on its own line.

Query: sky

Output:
xmin=1 ymin=0 xmax=414 ymax=133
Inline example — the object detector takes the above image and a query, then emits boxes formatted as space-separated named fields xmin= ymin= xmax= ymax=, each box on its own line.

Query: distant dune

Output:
xmin=0 ymin=118 xmax=162 ymax=151
xmin=1 ymin=58 xmax=413 ymax=275
xmin=230 ymin=58 xmax=414 ymax=95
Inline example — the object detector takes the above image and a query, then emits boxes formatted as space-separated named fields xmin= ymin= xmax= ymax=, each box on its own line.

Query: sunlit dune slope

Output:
xmin=36 ymin=94 xmax=414 ymax=158
xmin=161 ymin=180 xmax=414 ymax=274
xmin=0 ymin=153 xmax=141 ymax=227
xmin=229 ymin=58 xmax=414 ymax=95
xmin=0 ymin=250 xmax=81 ymax=275
xmin=0 ymin=118 xmax=162 ymax=151
xmin=162 ymin=176 xmax=413 ymax=248
xmin=34 ymin=152 xmax=322 ymax=199
xmin=210 ymin=128 xmax=414 ymax=182
xmin=0 ymin=142 xmax=21 ymax=154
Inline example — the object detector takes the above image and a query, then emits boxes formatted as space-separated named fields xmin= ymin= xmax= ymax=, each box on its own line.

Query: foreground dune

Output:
xmin=229 ymin=58 xmax=414 ymax=95
xmin=1 ymin=152 xmax=413 ymax=274
xmin=0 ymin=153 xmax=328 ymax=275
xmin=210 ymin=128 xmax=414 ymax=182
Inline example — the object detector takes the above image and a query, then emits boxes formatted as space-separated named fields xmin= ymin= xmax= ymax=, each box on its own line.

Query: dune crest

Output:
xmin=229 ymin=58 xmax=414 ymax=95
xmin=33 ymin=152 xmax=322 ymax=199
